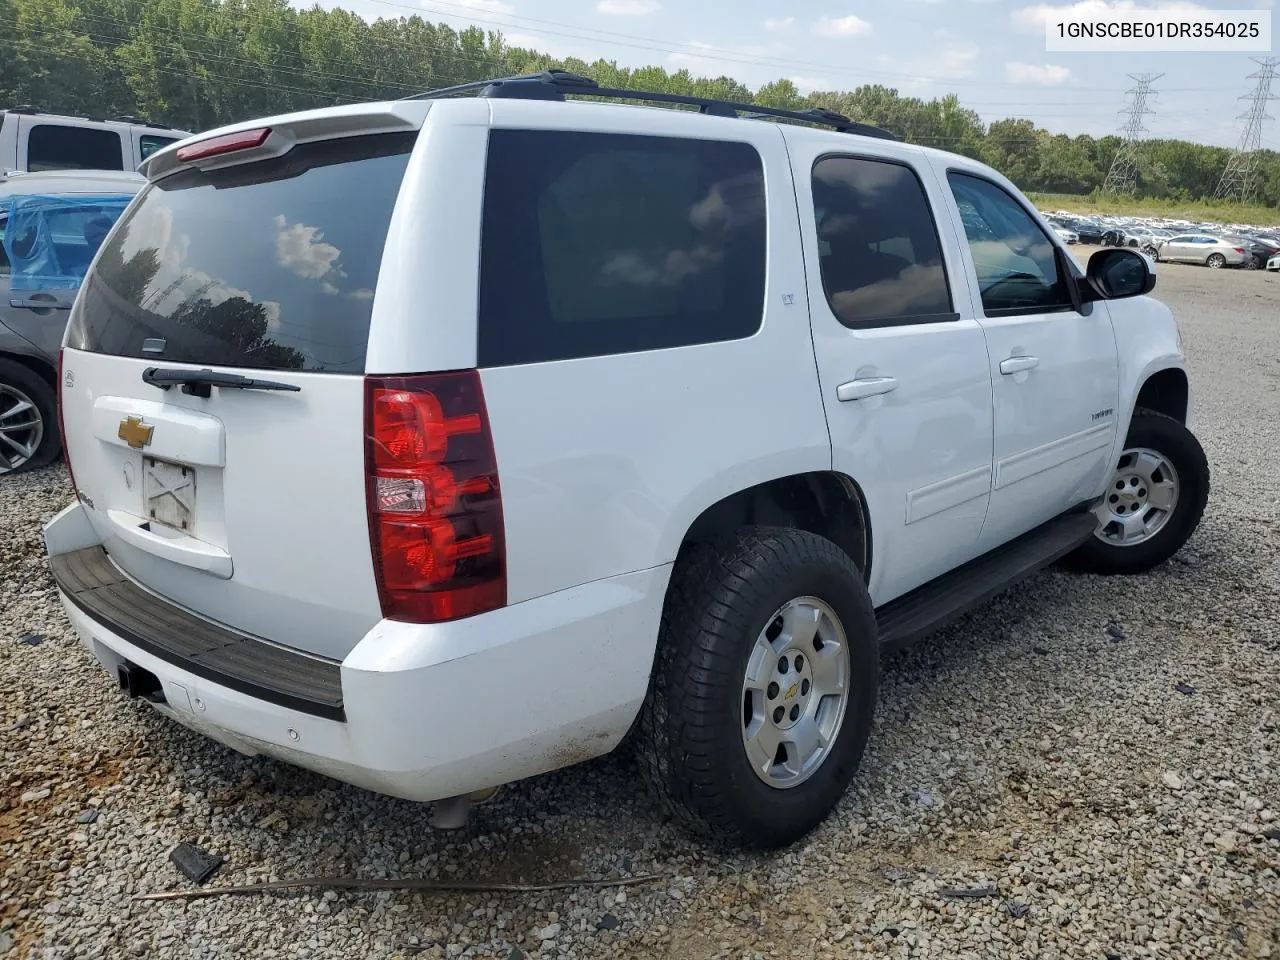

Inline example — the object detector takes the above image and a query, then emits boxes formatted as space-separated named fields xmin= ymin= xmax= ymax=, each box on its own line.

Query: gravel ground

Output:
xmin=2 ymin=254 xmax=1278 ymax=959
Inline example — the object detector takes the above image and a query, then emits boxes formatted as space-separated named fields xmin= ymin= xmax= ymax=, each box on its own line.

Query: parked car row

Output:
xmin=1042 ymin=208 xmax=1280 ymax=271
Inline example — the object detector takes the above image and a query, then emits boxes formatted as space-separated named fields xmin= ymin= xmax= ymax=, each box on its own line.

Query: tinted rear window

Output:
xmin=28 ymin=124 xmax=125 ymax=172
xmin=478 ymin=129 xmax=766 ymax=367
xmin=67 ymin=133 xmax=415 ymax=372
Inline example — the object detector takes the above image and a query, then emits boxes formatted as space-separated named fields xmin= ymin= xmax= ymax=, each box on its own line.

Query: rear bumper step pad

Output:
xmin=50 ymin=546 xmax=345 ymax=721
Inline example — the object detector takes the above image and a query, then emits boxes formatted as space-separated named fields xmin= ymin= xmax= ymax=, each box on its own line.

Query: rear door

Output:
xmin=1163 ymin=236 xmax=1193 ymax=261
xmin=787 ymin=135 xmax=995 ymax=605
xmin=59 ymin=120 xmax=424 ymax=660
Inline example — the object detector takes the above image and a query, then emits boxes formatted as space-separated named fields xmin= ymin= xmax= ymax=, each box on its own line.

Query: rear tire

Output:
xmin=1066 ymin=410 xmax=1209 ymax=576
xmin=0 ymin=359 xmax=59 ymax=475
xmin=1206 ymin=253 xmax=1226 ymax=269
xmin=637 ymin=527 xmax=878 ymax=849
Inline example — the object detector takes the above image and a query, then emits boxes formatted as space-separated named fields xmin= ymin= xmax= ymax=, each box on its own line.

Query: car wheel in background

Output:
xmin=1206 ymin=253 xmax=1226 ymax=269
xmin=0 ymin=359 xmax=60 ymax=476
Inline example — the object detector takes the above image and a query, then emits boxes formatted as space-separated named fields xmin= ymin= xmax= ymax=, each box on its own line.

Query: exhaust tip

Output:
xmin=117 ymin=662 xmax=166 ymax=704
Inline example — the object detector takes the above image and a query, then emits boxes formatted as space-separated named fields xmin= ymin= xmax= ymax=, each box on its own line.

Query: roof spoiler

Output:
xmin=139 ymin=101 xmax=429 ymax=181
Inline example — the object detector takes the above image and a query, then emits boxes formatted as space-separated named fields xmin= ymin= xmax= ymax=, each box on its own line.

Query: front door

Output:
xmin=936 ymin=167 xmax=1120 ymax=551
xmin=787 ymin=135 xmax=995 ymax=606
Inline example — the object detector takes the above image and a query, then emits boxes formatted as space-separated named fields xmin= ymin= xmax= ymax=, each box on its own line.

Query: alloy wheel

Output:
xmin=741 ymin=597 xmax=851 ymax=789
xmin=1093 ymin=447 xmax=1180 ymax=547
xmin=0 ymin=383 xmax=45 ymax=475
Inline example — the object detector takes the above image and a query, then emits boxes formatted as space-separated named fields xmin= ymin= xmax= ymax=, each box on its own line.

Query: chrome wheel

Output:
xmin=0 ymin=382 xmax=44 ymax=474
xmin=1093 ymin=447 xmax=1180 ymax=547
xmin=741 ymin=597 xmax=850 ymax=789
xmin=1207 ymin=254 xmax=1225 ymax=269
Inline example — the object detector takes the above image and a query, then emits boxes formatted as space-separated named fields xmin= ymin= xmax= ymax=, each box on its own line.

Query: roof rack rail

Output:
xmin=405 ymin=70 xmax=899 ymax=141
xmin=113 ymin=114 xmax=171 ymax=129
xmin=7 ymin=105 xmax=41 ymax=115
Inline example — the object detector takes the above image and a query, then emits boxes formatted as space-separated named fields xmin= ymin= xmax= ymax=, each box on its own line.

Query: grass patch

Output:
xmin=1027 ymin=192 xmax=1280 ymax=227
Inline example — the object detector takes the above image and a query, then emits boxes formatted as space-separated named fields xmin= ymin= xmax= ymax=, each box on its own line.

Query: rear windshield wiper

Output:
xmin=142 ymin=367 xmax=302 ymax=398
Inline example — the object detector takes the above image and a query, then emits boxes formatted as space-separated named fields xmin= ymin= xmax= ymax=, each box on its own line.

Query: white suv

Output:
xmin=44 ymin=72 xmax=1209 ymax=848
xmin=1 ymin=108 xmax=190 ymax=173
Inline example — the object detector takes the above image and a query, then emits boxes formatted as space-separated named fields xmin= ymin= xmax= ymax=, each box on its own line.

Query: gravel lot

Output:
xmin=2 ymin=252 xmax=1278 ymax=959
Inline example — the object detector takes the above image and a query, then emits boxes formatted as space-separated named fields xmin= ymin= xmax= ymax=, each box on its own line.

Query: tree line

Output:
xmin=3 ymin=0 xmax=1278 ymax=206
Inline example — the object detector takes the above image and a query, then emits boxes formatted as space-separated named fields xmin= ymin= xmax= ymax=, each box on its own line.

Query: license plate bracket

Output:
xmin=142 ymin=456 xmax=196 ymax=532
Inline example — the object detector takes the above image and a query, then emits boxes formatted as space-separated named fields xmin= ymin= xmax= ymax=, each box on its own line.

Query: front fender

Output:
xmin=1103 ymin=294 xmax=1189 ymax=480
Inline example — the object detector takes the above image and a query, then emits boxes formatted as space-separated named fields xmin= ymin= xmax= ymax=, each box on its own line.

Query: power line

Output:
xmin=1102 ymin=73 xmax=1162 ymax=196
xmin=1214 ymin=57 xmax=1279 ymax=203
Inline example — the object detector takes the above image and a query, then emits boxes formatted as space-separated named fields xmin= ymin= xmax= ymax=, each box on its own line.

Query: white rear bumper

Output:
xmin=47 ymin=503 xmax=669 ymax=802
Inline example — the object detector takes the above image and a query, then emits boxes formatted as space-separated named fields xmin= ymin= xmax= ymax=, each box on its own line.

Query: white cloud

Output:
xmin=274 ymin=215 xmax=342 ymax=281
xmin=446 ymin=0 xmax=514 ymax=13
xmin=932 ymin=43 xmax=981 ymax=79
xmin=1005 ymin=61 xmax=1074 ymax=84
xmin=1012 ymin=0 xmax=1204 ymax=32
xmin=763 ymin=16 xmax=795 ymax=30
xmin=668 ymin=40 xmax=780 ymax=73
xmin=596 ymin=0 xmax=660 ymax=15
xmin=878 ymin=43 xmax=980 ymax=84
xmin=789 ymin=75 xmax=831 ymax=93
xmin=812 ymin=14 xmax=873 ymax=37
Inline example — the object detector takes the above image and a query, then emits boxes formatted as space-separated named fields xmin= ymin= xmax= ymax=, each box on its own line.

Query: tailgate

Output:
xmin=58 ymin=130 xmax=418 ymax=660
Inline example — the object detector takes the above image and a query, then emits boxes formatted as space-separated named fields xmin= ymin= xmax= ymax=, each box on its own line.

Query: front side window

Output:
xmin=140 ymin=135 xmax=179 ymax=160
xmin=948 ymin=173 xmax=1072 ymax=316
xmin=27 ymin=124 xmax=124 ymax=172
xmin=811 ymin=156 xmax=954 ymax=327
xmin=478 ymin=129 xmax=766 ymax=366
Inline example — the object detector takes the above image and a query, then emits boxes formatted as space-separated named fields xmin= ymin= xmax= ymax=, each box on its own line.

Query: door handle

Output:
xmin=999 ymin=356 xmax=1040 ymax=376
xmin=836 ymin=376 xmax=898 ymax=402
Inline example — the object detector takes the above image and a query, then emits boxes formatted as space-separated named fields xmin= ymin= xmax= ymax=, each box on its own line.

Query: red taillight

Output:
xmin=176 ymin=127 xmax=271 ymax=163
xmin=1233 ymin=247 xmax=1246 ymax=254
xmin=364 ymin=371 xmax=505 ymax=623
xmin=55 ymin=348 xmax=79 ymax=498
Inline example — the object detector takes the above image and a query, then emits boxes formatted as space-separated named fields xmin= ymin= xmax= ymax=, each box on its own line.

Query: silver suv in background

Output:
xmin=1 ymin=169 xmax=143 ymax=473
xmin=1 ymin=108 xmax=190 ymax=173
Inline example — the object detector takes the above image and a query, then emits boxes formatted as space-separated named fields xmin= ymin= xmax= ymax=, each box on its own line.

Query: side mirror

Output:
xmin=1082 ymin=248 xmax=1156 ymax=302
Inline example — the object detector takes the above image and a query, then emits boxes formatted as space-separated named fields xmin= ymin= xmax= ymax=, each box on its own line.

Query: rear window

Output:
xmin=28 ymin=124 xmax=125 ymax=172
xmin=478 ymin=129 xmax=766 ymax=367
xmin=67 ymin=132 xmax=415 ymax=373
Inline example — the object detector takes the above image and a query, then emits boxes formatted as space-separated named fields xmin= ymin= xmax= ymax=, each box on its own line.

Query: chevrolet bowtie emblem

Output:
xmin=117 ymin=416 xmax=154 ymax=449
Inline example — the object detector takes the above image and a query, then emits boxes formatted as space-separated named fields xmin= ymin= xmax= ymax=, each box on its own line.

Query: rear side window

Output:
xmin=0 ymin=219 xmax=9 ymax=277
xmin=67 ymin=133 xmax=415 ymax=372
xmin=811 ymin=156 xmax=955 ymax=327
xmin=27 ymin=124 xmax=124 ymax=172
xmin=478 ymin=129 xmax=766 ymax=366
xmin=140 ymin=135 xmax=179 ymax=160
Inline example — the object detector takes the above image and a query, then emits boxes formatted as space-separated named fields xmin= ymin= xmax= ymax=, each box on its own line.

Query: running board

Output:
xmin=875 ymin=509 xmax=1099 ymax=652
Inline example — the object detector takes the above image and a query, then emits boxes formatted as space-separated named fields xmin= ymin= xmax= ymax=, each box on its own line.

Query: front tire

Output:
xmin=1067 ymin=410 xmax=1209 ymax=576
xmin=637 ymin=527 xmax=878 ymax=849
xmin=1207 ymin=253 xmax=1226 ymax=269
xmin=0 ymin=359 xmax=60 ymax=476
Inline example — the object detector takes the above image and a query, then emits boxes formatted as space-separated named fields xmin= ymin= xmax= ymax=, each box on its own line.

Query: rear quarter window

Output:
xmin=477 ymin=129 xmax=767 ymax=366
xmin=27 ymin=124 xmax=125 ymax=172
xmin=67 ymin=133 xmax=415 ymax=372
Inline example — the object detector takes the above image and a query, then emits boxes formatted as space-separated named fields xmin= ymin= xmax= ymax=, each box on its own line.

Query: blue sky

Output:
xmin=307 ymin=0 xmax=1278 ymax=149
